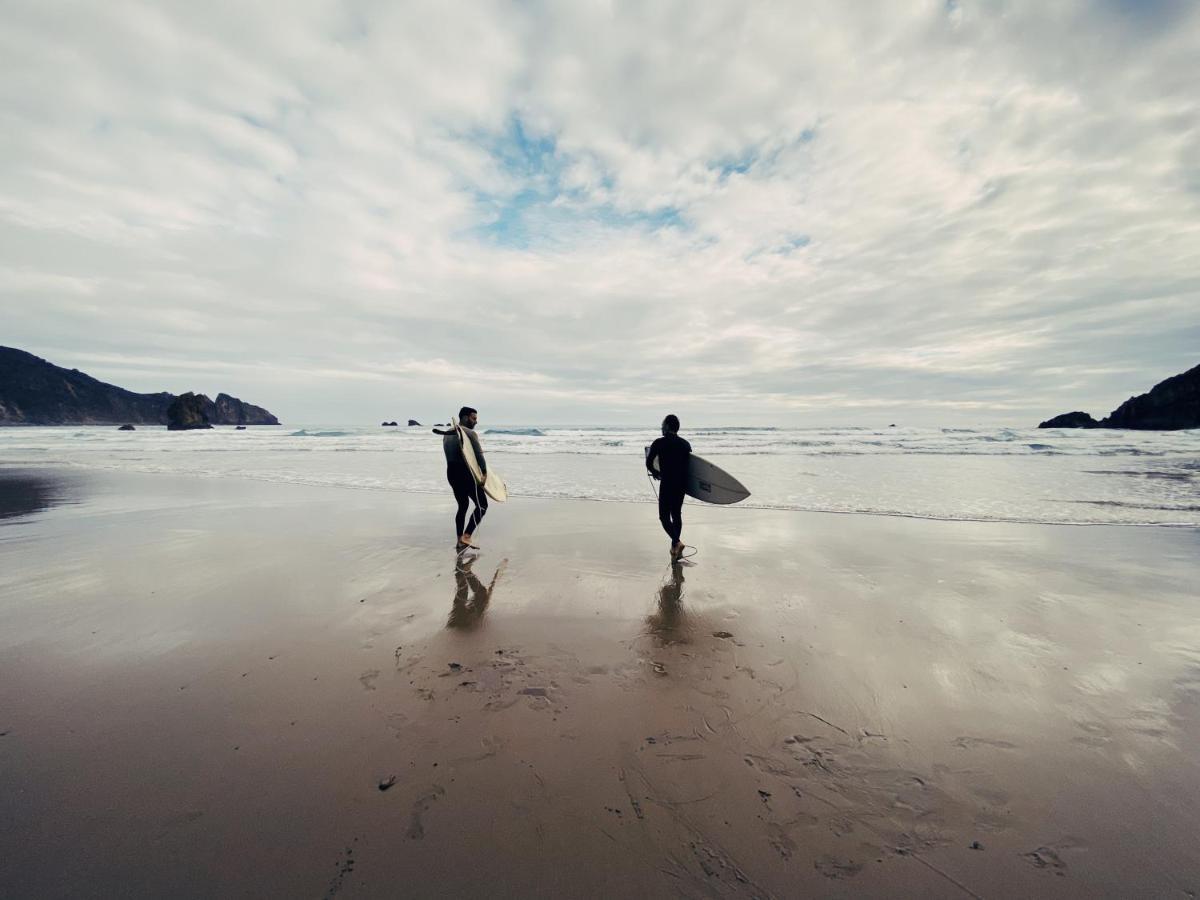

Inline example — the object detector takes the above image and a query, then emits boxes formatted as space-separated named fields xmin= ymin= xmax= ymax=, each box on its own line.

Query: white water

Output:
xmin=1 ymin=424 xmax=1197 ymax=526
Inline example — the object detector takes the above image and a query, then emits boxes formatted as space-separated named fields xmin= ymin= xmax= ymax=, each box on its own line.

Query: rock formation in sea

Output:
xmin=199 ymin=393 xmax=277 ymax=427
xmin=1038 ymin=411 xmax=1099 ymax=429
xmin=167 ymin=393 xmax=213 ymax=430
xmin=1039 ymin=363 xmax=1199 ymax=430
xmin=381 ymin=421 xmax=398 ymax=427
xmin=0 ymin=346 xmax=279 ymax=426
xmin=407 ymin=419 xmax=421 ymax=426
xmin=118 ymin=424 xmax=135 ymax=431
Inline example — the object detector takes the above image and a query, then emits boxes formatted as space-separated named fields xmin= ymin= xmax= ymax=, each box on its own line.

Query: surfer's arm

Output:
xmin=467 ymin=430 xmax=487 ymax=475
xmin=646 ymin=438 xmax=662 ymax=478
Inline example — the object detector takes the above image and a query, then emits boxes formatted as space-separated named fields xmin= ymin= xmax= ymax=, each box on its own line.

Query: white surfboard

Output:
xmin=645 ymin=447 xmax=750 ymax=505
xmin=453 ymin=413 xmax=507 ymax=502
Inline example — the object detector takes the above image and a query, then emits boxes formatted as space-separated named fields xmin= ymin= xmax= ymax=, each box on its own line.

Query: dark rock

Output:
xmin=235 ymin=425 xmax=246 ymax=430
xmin=1038 ymin=411 xmax=1099 ymax=429
xmin=0 ymin=346 xmax=280 ymax=426
xmin=200 ymin=393 xmax=279 ymax=426
xmin=1 ymin=346 xmax=173 ymax=425
xmin=407 ymin=419 xmax=421 ymax=427
xmin=381 ymin=421 xmax=398 ymax=427
xmin=378 ymin=775 xmax=397 ymax=791
xmin=1039 ymin=363 xmax=1199 ymax=431
xmin=1099 ymin=363 xmax=1200 ymax=430
xmin=118 ymin=424 xmax=135 ymax=431
xmin=166 ymin=392 xmax=213 ymax=430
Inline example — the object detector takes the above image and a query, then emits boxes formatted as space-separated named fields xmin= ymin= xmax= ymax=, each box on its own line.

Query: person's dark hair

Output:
xmin=459 ymin=406 xmax=477 ymax=422
xmin=662 ymin=414 xmax=680 ymax=434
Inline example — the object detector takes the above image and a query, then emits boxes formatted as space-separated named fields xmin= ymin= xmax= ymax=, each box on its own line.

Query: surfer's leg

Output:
xmin=465 ymin=482 xmax=489 ymax=540
xmin=670 ymin=493 xmax=684 ymax=543
xmin=657 ymin=491 xmax=674 ymax=538
xmin=449 ymin=471 xmax=470 ymax=540
xmin=467 ymin=488 xmax=489 ymax=535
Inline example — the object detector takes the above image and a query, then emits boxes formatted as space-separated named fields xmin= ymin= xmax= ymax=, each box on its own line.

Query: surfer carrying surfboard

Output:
xmin=443 ymin=406 xmax=488 ymax=552
xmin=645 ymin=414 xmax=692 ymax=560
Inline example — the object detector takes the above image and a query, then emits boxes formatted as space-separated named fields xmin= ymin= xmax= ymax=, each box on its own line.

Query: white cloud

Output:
xmin=1 ymin=0 xmax=1197 ymax=425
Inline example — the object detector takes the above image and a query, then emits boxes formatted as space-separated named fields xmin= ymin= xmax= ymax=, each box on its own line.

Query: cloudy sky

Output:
xmin=2 ymin=0 xmax=1197 ymax=426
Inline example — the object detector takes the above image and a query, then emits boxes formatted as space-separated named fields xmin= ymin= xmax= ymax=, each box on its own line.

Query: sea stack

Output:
xmin=167 ymin=393 xmax=214 ymax=430
xmin=1038 ymin=411 xmax=1098 ymax=429
xmin=202 ymin=393 xmax=279 ymax=427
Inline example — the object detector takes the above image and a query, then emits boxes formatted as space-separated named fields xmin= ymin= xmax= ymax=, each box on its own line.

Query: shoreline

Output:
xmin=2 ymin=467 xmax=1198 ymax=897
xmin=3 ymin=460 xmax=1198 ymax=530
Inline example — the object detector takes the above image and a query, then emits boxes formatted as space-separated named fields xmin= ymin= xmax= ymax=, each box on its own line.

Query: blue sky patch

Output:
xmin=471 ymin=115 xmax=686 ymax=249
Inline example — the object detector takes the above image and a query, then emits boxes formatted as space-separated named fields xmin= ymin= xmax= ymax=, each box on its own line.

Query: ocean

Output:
xmin=0 ymin=424 xmax=1197 ymax=527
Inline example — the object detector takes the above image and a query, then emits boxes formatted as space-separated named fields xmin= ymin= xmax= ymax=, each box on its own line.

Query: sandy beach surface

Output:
xmin=1 ymin=466 xmax=1198 ymax=898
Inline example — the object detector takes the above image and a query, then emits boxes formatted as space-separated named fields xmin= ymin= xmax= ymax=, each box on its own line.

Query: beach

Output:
xmin=1 ymin=465 xmax=1198 ymax=897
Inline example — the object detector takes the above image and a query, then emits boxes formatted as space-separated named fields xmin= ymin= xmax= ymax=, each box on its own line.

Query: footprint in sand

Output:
xmin=814 ymin=855 xmax=863 ymax=879
xmin=407 ymin=785 xmax=446 ymax=840
xmin=1023 ymin=845 xmax=1067 ymax=874
xmin=766 ymin=822 xmax=797 ymax=860
xmin=358 ymin=669 xmax=380 ymax=691
xmin=827 ymin=817 xmax=855 ymax=837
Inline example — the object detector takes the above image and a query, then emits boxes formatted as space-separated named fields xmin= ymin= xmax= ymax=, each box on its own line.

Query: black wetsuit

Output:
xmin=444 ymin=428 xmax=487 ymax=540
xmin=646 ymin=433 xmax=691 ymax=543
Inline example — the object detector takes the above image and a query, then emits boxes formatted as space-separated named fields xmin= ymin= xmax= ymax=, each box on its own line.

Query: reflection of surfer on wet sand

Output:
xmin=645 ymin=562 xmax=687 ymax=645
xmin=447 ymin=556 xmax=507 ymax=631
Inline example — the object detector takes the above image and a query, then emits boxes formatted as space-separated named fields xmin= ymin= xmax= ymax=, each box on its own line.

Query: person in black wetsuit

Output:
xmin=646 ymin=414 xmax=691 ymax=559
xmin=442 ymin=406 xmax=488 ymax=552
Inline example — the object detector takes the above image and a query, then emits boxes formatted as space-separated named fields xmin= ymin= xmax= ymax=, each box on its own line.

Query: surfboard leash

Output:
xmin=646 ymin=471 xmax=660 ymax=502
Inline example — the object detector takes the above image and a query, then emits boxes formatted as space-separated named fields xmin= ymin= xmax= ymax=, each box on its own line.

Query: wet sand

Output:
xmin=1 ymin=467 xmax=1198 ymax=898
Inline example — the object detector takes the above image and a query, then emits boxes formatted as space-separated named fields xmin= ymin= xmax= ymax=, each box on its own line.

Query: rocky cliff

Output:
xmin=0 ymin=347 xmax=280 ymax=426
xmin=1039 ymin=363 xmax=1199 ymax=430
xmin=202 ymin=393 xmax=277 ymax=427
xmin=1099 ymin=363 xmax=1199 ymax=430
